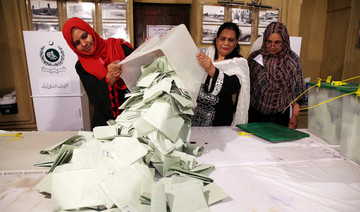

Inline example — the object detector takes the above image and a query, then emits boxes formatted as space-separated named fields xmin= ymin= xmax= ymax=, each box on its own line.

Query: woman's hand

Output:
xmin=288 ymin=102 xmax=300 ymax=129
xmin=106 ymin=60 xmax=122 ymax=87
xmin=196 ymin=52 xmax=216 ymax=78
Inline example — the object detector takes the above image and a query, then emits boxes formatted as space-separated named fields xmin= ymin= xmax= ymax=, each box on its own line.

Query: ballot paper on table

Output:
xmin=183 ymin=143 xmax=205 ymax=157
xmin=150 ymin=182 xmax=167 ymax=212
xmin=93 ymin=125 xmax=118 ymax=140
xmin=51 ymin=168 xmax=111 ymax=211
xmin=33 ymin=154 xmax=55 ymax=167
xmin=203 ymin=182 xmax=229 ymax=206
xmin=39 ymin=135 xmax=84 ymax=156
xmin=70 ymin=140 xmax=121 ymax=171
xmin=110 ymin=137 xmax=148 ymax=166
xmin=171 ymin=150 xmax=197 ymax=170
xmin=100 ymin=163 xmax=155 ymax=211
xmin=165 ymin=180 xmax=211 ymax=212
xmin=190 ymin=163 xmax=215 ymax=176
xmin=168 ymin=166 xmax=214 ymax=183
xmin=48 ymin=144 xmax=75 ymax=173
xmin=35 ymin=135 xmax=85 ymax=168
xmin=166 ymin=176 xmax=228 ymax=206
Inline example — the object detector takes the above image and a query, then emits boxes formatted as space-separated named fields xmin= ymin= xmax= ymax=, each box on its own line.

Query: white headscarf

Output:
xmin=203 ymin=46 xmax=250 ymax=126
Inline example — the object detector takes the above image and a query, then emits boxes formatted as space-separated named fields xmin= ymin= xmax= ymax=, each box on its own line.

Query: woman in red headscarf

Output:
xmin=62 ymin=17 xmax=134 ymax=129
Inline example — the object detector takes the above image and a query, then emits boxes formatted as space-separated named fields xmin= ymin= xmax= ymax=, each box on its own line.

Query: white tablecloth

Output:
xmin=190 ymin=127 xmax=360 ymax=212
xmin=1 ymin=128 xmax=360 ymax=212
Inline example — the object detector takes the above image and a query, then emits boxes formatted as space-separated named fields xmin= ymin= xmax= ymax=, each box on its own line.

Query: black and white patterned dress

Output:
xmin=191 ymin=46 xmax=250 ymax=127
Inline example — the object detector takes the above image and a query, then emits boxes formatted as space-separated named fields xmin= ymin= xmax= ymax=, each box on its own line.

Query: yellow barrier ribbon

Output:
xmin=283 ymin=76 xmax=360 ymax=113
xmin=326 ymin=76 xmax=332 ymax=83
xmin=342 ymin=76 xmax=360 ymax=82
xmin=238 ymin=131 xmax=253 ymax=137
xmin=331 ymin=81 xmax=347 ymax=86
xmin=282 ymin=78 xmax=322 ymax=113
xmin=299 ymin=91 xmax=357 ymax=110
xmin=0 ymin=132 xmax=23 ymax=142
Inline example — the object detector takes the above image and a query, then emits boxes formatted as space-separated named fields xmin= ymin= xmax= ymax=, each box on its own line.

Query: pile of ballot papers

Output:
xmin=35 ymin=56 xmax=229 ymax=212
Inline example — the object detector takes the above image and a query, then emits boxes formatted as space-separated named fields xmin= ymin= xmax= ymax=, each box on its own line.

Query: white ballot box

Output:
xmin=23 ymin=31 xmax=90 ymax=131
xmin=339 ymin=86 xmax=360 ymax=164
xmin=307 ymin=82 xmax=360 ymax=164
xmin=307 ymin=82 xmax=344 ymax=145
xmin=120 ymin=24 xmax=205 ymax=106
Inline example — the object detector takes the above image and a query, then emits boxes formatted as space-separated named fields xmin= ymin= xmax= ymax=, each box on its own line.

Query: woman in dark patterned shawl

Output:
xmin=247 ymin=22 xmax=305 ymax=129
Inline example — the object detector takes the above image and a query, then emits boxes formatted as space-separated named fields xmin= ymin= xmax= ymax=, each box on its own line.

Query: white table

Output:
xmin=1 ymin=128 xmax=360 ymax=212
xmin=190 ymin=127 xmax=360 ymax=212
xmin=0 ymin=131 xmax=77 ymax=174
xmin=0 ymin=131 xmax=76 ymax=212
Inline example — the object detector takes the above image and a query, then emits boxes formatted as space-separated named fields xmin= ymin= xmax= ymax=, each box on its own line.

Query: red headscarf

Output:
xmin=62 ymin=17 xmax=133 ymax=88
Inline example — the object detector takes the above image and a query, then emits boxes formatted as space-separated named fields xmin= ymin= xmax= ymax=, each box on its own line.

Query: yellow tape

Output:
xmin=316 ymin=77 xmax=322 ymax=92
xmin=331 ymin=81 xmax=347 ymax=86
xmin=0 ymin=132 xmax=23 ymax=142
xmin=283 ymin=76 xmax=359 ymax=112
xmin=299 ymin=92 xmax=357 ymax=110
xmin=238 ymin=131 xmax=253 ymax=137
xmin=326 ymin=76 xmax=332 ymax=83
xmin=342 ymin=76 xmax=360 ymax=82
xmin=282 ymin=81 xmax=320 ymax=114
xmin=326 ymin=75 xmax=359 ymax=84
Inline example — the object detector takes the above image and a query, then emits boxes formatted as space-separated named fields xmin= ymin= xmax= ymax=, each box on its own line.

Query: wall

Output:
xmin=189 ymin=0 xmax=303 ymax=58
xmin=0 ymin=2 xmax=15 ymax=97
xmin=298 ymin=0 xmax=327 ymax=82
xmin=0 ymin=0 xmax=306 ymax=130
xmin=343 ymin=0 xmax=360 ymax=82
xmin=321 ymin=0 xmax=352 ymax=81
xmin=319 ymin=0 xmax=360 ymax=82
xmin=3 ymin=0 xmax=358 ymax=130
xmin=0 ymin=0 xmax=37 ymax=130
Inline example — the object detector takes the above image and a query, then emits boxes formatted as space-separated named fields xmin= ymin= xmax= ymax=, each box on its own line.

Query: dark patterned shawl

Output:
xmin=248 ymin=22 xmax=305 ymax=114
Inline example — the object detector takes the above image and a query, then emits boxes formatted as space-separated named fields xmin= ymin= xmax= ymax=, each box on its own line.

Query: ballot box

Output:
xmin=120 ymin=24 xmax=205 ymax=106
xmin=339 ymin=86 xmax=360 ymax=164
xmin=307 ymin=82 xmax=345 ymax=145
xmin=307 ymin=82 xmax=360 ymax=164
xmin=23 ymin=31 xmax=91 ymax=131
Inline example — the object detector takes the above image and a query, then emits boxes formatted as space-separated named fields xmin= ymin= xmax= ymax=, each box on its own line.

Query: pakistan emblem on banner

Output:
xmin=40 ymin=41 xmax=66 ymax=74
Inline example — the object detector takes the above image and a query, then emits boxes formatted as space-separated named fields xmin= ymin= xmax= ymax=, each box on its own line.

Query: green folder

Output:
xmin=236 ymin=122 xmax=309 ymax=142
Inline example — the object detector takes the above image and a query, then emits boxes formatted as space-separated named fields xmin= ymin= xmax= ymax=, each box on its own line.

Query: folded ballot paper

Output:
xmin=35 ymin=25 xmax=229 ymax=212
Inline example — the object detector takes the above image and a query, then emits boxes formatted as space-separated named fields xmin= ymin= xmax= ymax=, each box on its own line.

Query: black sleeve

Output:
xmin=204 ymin=68 xmax=219 ymax=93
xmin=75 ymin=61 xmax=113 ymax=124
xmin=122 ymin=44 xmax=134 ymax=57
xmin=220 ymin=74 xmax=241 ymax=95
xmin=204 ymin=68 xmax=241 ymax=95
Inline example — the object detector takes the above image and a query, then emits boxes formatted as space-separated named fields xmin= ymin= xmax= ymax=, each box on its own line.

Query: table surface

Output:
xmin=1 ymin=127 xmax=360 ymax=212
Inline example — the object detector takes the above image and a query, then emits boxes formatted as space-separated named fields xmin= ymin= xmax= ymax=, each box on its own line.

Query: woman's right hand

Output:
xmin=196 ymin=52 xmax=215 ymax=78
xmin=106 ymin=60 xmax=122 ymax=87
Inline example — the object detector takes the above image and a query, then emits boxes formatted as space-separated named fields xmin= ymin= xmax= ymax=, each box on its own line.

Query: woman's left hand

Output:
xmin=196 ymin=53 xmax=215 ymax=77
xmin=288 ymin=103 xmax=300 ymax=129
